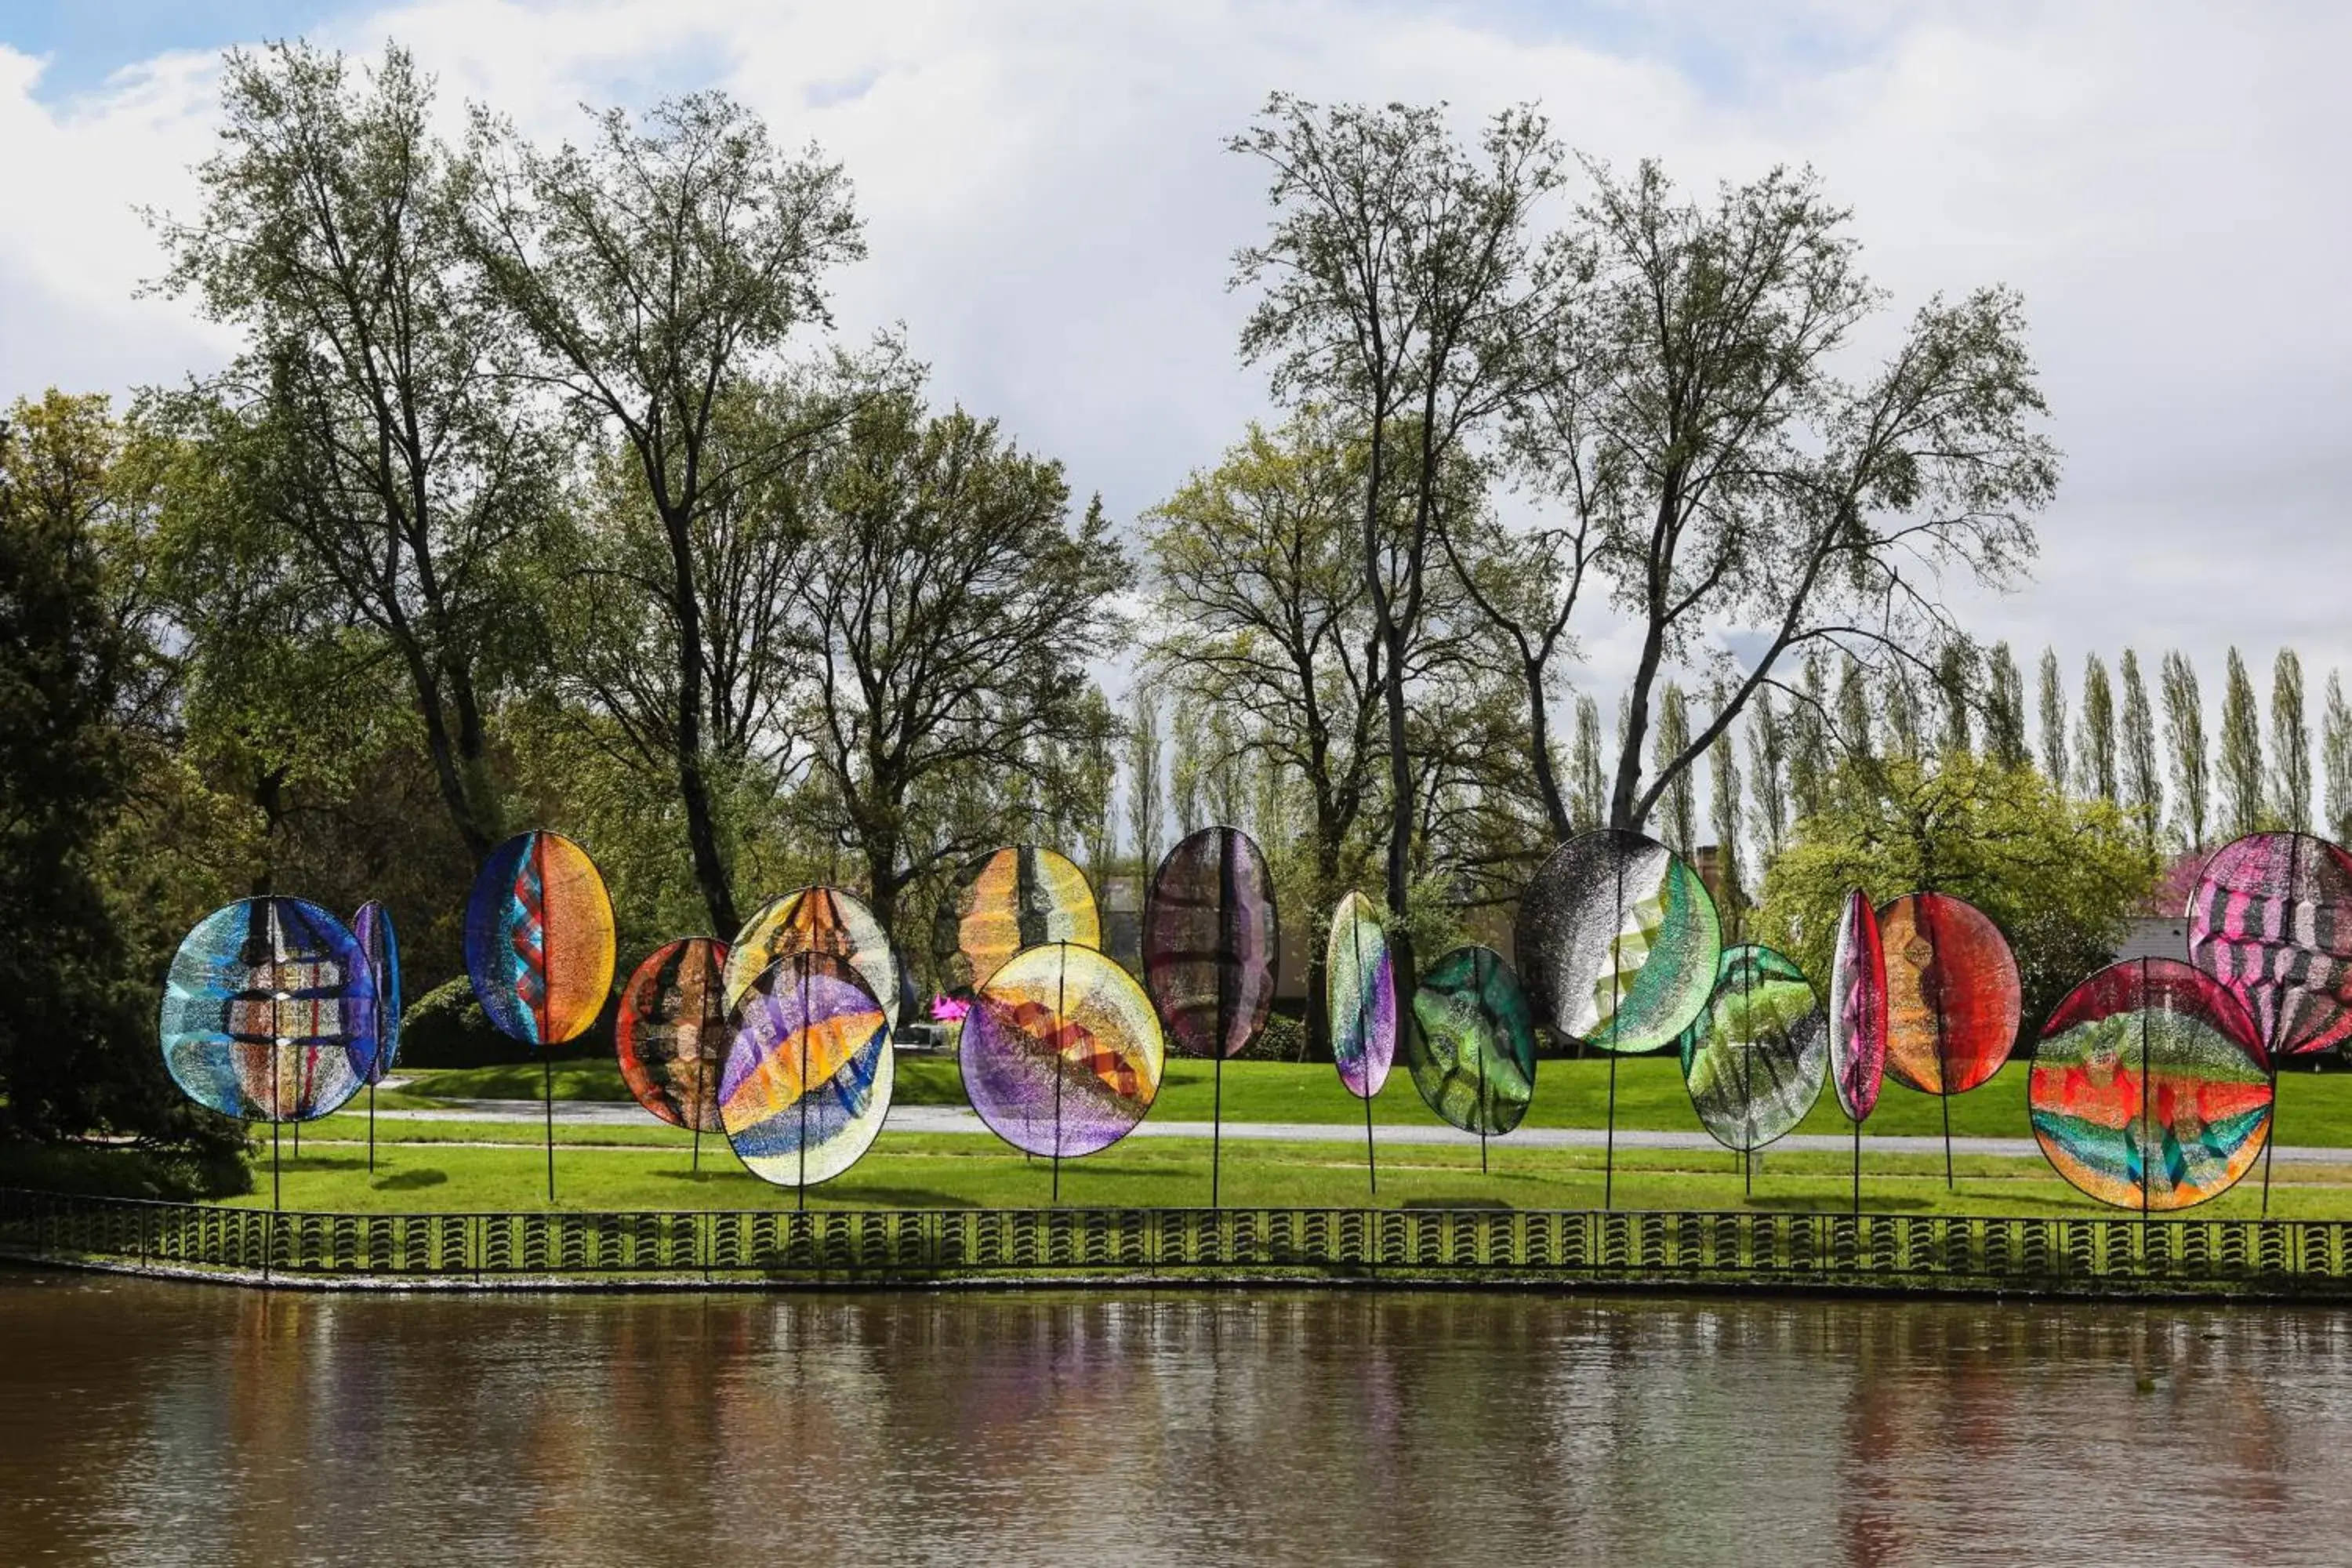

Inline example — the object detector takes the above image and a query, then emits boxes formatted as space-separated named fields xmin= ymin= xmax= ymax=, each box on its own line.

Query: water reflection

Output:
xmin=3 ymin=1272 xmax=2347 ymax=1565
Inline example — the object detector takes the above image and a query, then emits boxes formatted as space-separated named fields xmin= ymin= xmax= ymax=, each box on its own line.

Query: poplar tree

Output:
xmin=1984 ymin=641 xmax=2030 ymax=769
xmin=2160 ymin=650 xmax=2210 ymax=851
xmin=2271 ymin=648 xmax=2310 ymax=833
xmin=1125 ymin=684 xmax=1163 ymax=875
xmin=1571 ymin=694 xmax=1606 ymax=833
xmin=2118 ymin=649 xmax=2161 ymax=849
xmin=2220 ymin=648 xmax=2265 ymax=837
xmin=1788 ymin=652 xmax=1831 ymax=822
xmin=2038 ymin=648 xmax=2070 ymax=794
xmin=1745 ymin=686 xmax=1791 ymax=862
xmin=2076 ymin=654 xmax=2116 ymax=803
xmin=2325 ymin=671 xmax=2352 ymax=845
xmin=1936 ymin=642 xmax=1975 ymax=760
xmin=1708 ymin=708 xmax=1744 ymax=937
xmin=1884 ymin=670 xmax=1922 ymax=764
xmin=1655 ymin=682 xmax=1694 ymax=854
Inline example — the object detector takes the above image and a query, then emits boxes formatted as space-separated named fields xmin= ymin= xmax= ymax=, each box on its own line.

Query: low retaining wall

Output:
xmin=7 ymin=1188 xmax=2352 ymax=1298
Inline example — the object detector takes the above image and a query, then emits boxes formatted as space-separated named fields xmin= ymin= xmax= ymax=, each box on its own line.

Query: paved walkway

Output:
xmin=372 ymin=1098 xmax=2352 ymax=1164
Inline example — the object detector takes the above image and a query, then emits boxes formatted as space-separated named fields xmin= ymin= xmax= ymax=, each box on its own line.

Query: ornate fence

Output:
xmin=5 ymin=1188 xmax=2350 ymax=1296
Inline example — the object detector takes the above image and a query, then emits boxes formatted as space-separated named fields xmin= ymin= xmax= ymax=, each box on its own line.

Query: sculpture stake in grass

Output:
xmin=1326 ymin=892 xmax=1397 ymax=1197
xmin=1514 ymin=829 xmax=1720 ymax=1208
xmin=160 ymin=897 xmax=379 ymax=1210
xmin=2031 ymin=956 xmax=2272 ymax=1211
xmin=1828 ymin=888 xmax=1889 ymax=1215
xmin=1406 ymin=946 xmax=1537 ymax=1173
xmin=1674 ymin=945 xmax=1826 ymax=1195
xmin=960 ymin=942 xmax=1165 ymax=1202
xmin=1878 ymin=892 xmax=2020 ymax=1192
xmin=1142 ymin=826 xmax=1279 ymax=1206
xmin=464 ymin=829 xmax=616 ymax=1203
xmin=350 ymin=900 xmax=403 ymax=1176
xmin=720 ymin=949 xmax=894 ymax=1202
xmin=2187 ymin=831 xmax=2352 ymax=1214
xmin=615 ymin=937 xmax=731 ymax=1172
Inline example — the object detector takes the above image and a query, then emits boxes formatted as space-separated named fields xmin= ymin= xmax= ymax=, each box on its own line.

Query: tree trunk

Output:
xmin=1523 ymin=651 xmax=1571 ymax=841
xmin=666 ymin=514 xmax=739 ymax=937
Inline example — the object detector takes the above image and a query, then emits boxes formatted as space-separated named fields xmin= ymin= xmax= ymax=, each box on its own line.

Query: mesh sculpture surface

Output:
xmin=1326 ymin=891 xmax=1397 ymax=1098
xmin=2186 ymin=831 xmax=2352 ymax=1058
xmin=1405 ymin=945 xmax=1537 ymax=1137
xmin=724 ymin=887 xmax=902 ymax=1028
xmin=350 ymin=900 xmax=402 ymax=1084
xmin=1877 ymin=892 xmax=2020 ymax=1095
xmin=945 ymin=846 xmax=1102 ymax=990
xmin=463 ymin=829 xmax=616 ymax=1046
xmin=160 ymin=897 xmax=376 ymax=1122
xmin=1512 ymin=829 xmax=1720 ymax=1051
xmin=720 ymin=949 xmax=895 ymax=1187
xmin=2031 ymin=956 xmax=2273 ymax=1210
xmin=1675 ymin=944 xmax=1826 ymax=1153
xmin=615 ymin=938 xmax=730 ymax=1132
xmin=960 ymin=942 xmax=1165 ymax=1159
xmin=1828 ymin=889 xmax=1889 ymax=1121
xmin=1142 ymin=826 xmax=1279 ymax=1059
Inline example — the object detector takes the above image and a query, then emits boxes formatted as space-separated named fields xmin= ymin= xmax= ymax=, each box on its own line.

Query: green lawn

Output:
xmin=388 ymin=1054 xmax=2352 ymax=1147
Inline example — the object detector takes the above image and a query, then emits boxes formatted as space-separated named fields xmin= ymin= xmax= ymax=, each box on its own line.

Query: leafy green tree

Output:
xmin=2160 ymin=650 xmax=2209 ymax=849
xmin=1653 ymin=682 xmax=1694 ymax=853
xmin=2271 ymin=648 xmax=2310 ymax=833
xmin=1756 ymin=751 xmax=2157 ymax=1037
xmin=2118 ymin=649 xmax=2161 ymax=850
xmin=1787 ymin=652 xmax=1831 ymax=823
xmin=1230 ymin=96 xmax=1563 ymax=915
xmin=2075 ymin=654 xmax=2115 ymax=803
xmin=2220 ymin=647 xmax=2264 ymax=837
xmin=1982 ymin=641 xmax=2030 ymax=770
xmin=1883 ymin=670 xmax=1922 ymax=764
xmin=1708 ymin=702 xmax=1745 ymax=938
xmin=1125 ymin=683 xmax=1164 ymax=877
xmin=790 ymin=387 xmax=1126 ymax=938
xmin=1744 ymin=687 xmax=1791 ymax=864
xmin=2325 ymin=671 xmax=2352 ymax=845
xmin=1936 ymin=643 xmax=1976 ymax=760
xmin=2038 ymin=648 xmax=2070 ymax=795
xmin=1570 ymin=694 xmax=1606 ymax=830
xmin=465 ymin=91 xmax=863 ymax=934
xmin=151 ymin=42 xmax=553 ymax=858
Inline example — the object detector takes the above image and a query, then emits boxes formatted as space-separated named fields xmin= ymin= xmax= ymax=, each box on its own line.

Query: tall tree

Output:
xmin=1983 ymin=641 xmax=2029 ymax=769
xmin=1514 ymin=160 xmax=2054 ymax=836
xmin=1570 ymin=693 xmax=1606 ymax=832
xmin=153 ymin=42 xmax=551 ymax=858
xmin=1230 ymin=96 xmax=1563 ymax=916
xmin=1708 ymin=699 xmax=1744 ymax=937
xmin=465 ymin=90 xmax=863 ymax=934
xmin=1653 ymin=682 xmax=1694 ymax=854
xmin=1787 ymin=652 xmax=1831 ymax=823
xmin=1935 ymin=643 xmax=1975 ymax=760
xmin=2076 ymin=654 xmax=2116 ymax=804
xmin=1883 ymin=670 xmax=1922 ymax=764
xmin=2160 ymin=650 xmax=2210 ymax=851
xmin=2038 ymin=648 xmax=2070 ymax=795
xmin=2271 ymin=648 xmax=2311 ymax=833
xmin=1125 ymin=682 xmax=1164 ymax=877
xmin=2118 ymin=649 xmax=2161 ymax=851
xmin=1744 ymin=686 xmax=1791 ymax=863
xmin=790 ymin=390 xmax=1126 ymax=935
xmin=1168 ymin=697 xmax=1207 ymax=838
xmin=2325 ymin=671 xmax=2352 ymax=846
xmin=2219 ymin=647 xmax=2265 ymax=838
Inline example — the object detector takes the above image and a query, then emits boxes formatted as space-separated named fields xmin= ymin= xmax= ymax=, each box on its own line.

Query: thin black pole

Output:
xmin=1604 ymin=852 xmax=1624 ymax=1210
xmin=1922 ymin=898 xmax=1954 ymax=1192
xmin=1212 ymin=1054 xmax=1225 ymax=1207
xmin=1477 ymin=949 xmax=1490 ymax=1175
xmin=1052 ymin=944 xmax=1066 ymax=1205
xmin=540 ymin=834 xmax=556 ymax=1205
xmin=2261 ymin=835 xmax=2299 ymax=1217
xmin=2140 ymin=956 xmax=2153 ymax=1219
xmin=798 ymin=959 xmax=809 ymax=1212
xmin=272 ymin=1114 xmax=281 ymax=1212
xmin=1213 ymin=833 xmax=1235 ymax=1207
xmin=1738 ymin=956 xmax=1755 ymax=1200
xmin=543 ymin=1048 xmax=555 ymax=1204
xmin=1852 ymin=1114 xmax=1860 ymax=1217
xmin=1349 ymin=909 xmax=1376 ymax=1198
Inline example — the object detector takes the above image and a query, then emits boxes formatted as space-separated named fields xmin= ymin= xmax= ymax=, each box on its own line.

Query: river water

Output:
xmin=2 ymin=1269 xmax=2347 ymax=1566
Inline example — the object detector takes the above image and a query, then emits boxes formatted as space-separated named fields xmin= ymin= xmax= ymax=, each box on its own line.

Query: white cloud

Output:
xmin=2 ymin=0 xmax=2347 ymax=723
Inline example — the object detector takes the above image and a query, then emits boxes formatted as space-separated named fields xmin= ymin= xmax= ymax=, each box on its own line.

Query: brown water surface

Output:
xmin=1 ymin=1270 xmax=2344 ymax=1565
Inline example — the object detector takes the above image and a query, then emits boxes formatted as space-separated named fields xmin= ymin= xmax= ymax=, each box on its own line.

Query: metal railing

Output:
xmin=5 ymin=1188 xmax=2349 ymax=1296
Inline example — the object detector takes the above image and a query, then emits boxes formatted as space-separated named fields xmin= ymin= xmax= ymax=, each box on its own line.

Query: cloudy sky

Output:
xmin=3 ymin=0 xmax=2347 ymax=720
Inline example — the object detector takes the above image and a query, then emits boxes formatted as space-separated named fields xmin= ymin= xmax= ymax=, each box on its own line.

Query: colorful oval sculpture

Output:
xmin=463 ymin=829 xmax=615 ymax=1046
xmin=2031 ymin=957 xmax=2273 ymax=1210
xmin=1142 ymin=826 xmax=1279 ymax=1058
xmin=1326 ymin=891 xmax=1396 ymax=1098
xmin=2186 ymin=831 xmax=2352 ymax=1057
xmin=615 ymin=938 xmax=730 ymax=1132
xmin=1512 ymin=829 xmax=1720 ymax=1053
xmin=725 ymin=886 xmax=901 ymax=1027
xmin=1878 ymin=892 xmax=2020 ymax=1096
xmin=1677 ymin=944 xmax=1827 ymax=1153
xmin=1828 ymin=889 xmax=1888 ymax=1122
xmin=946 ymin=846 xmax=1102 ymax=991
xmin=350 ymin=899 xmax=402 ymax=1085
xmin=160 ymin=897 xmax=376 ymax=1122
xmin=960 ymin=942 xmax=1164 ymax=1158
xmin=1406 ymin=945 xmax=1537 ymax=1136
xmin=720 ymin=949 xmax=895 ymax=1186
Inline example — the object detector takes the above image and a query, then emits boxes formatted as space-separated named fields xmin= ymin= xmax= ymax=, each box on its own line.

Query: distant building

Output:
xmin=2115 ymin=849 xmax=2203 ymax=965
